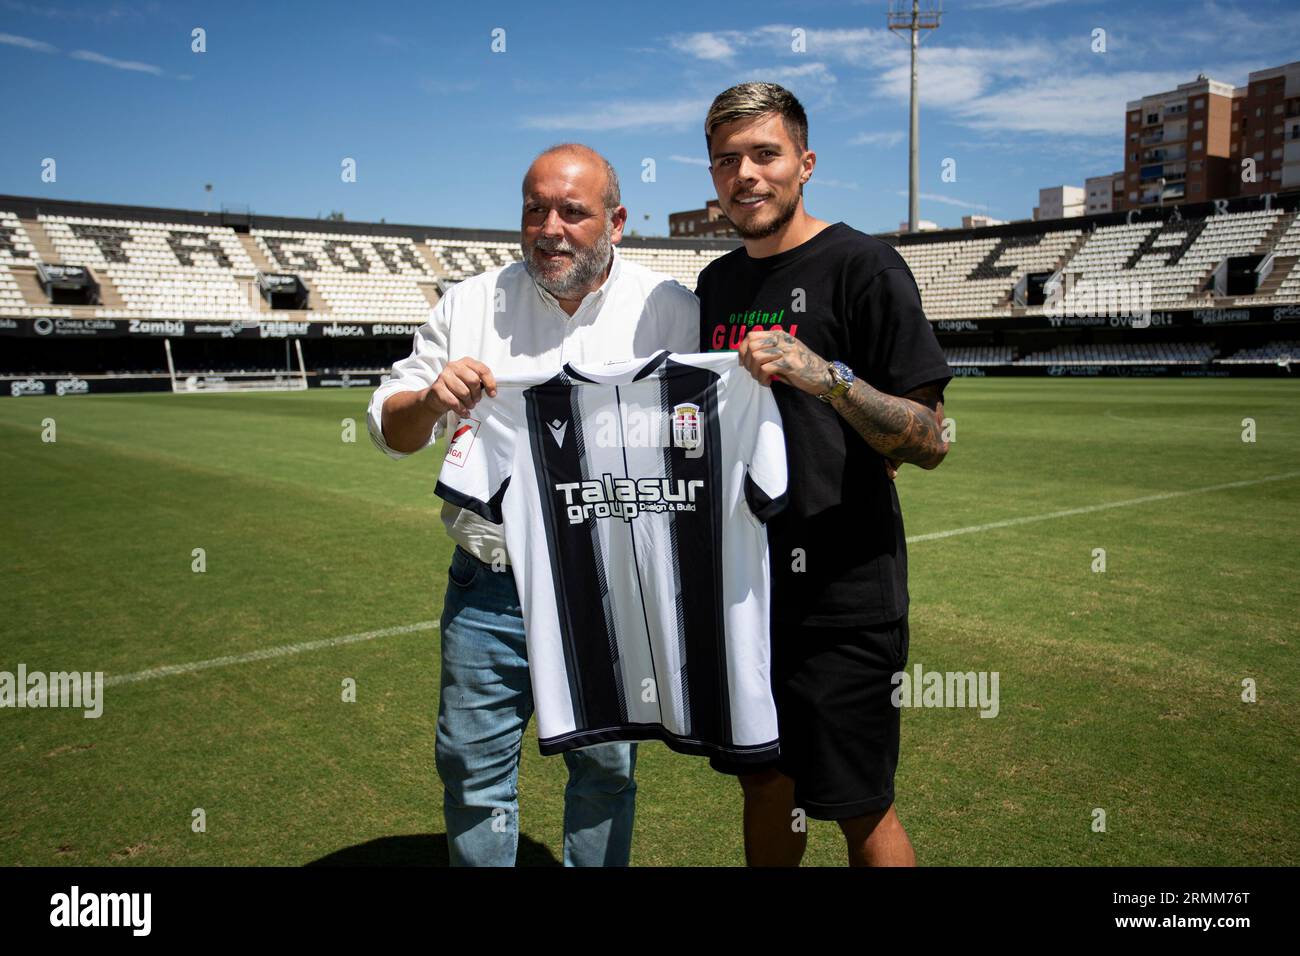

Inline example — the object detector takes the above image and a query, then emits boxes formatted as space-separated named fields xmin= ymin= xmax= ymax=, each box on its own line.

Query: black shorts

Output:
xmin=711 ymin=616 xmax=909 ymax=821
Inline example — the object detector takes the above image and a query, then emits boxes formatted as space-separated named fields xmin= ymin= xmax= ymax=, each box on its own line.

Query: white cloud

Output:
xmin=664 ymin=12 xmax=1300 ymax=148
xmin=850 ymin=130 xmax=905 ymax=148
xmin=670 ymin=31 xmax=736 ymax=61
xmin=0 ymin=31 xmax=57 ymax=53
xmin=899 ymin=190 xmax=991 ymax=210
xmin=799 ymin=26 xmax=897 ymax=65
xmin=810 ymin=178 xmax=859 ymax=190
xmin=1 ymin=0 xmax=144 ymax=23
xmin=948 ymin=137 xmax=1120 ymax=163
xmin=758 ymin=62 xmax=838 ymax=87
xmin=875 ymin=41 xmax=1059 ymax=109
xmin=668 ymin=25 xmax=894 ymax=65
xmin=1118 ymin=1 xmax=1300 ymax=60
xmin=522 ymin=98 xmax=710 ymax=132
xmin=868 ymin=33 xmax=1247 ymax=138
xmin=420 ymin=76 xmax=480 ymax=96
xmin=69 ymin=49 xmax=164 ymax=75
xmin=951 ymin=70 xmax=1192 ymax=135
xmin=669 ymin=154 xmax=710 ymax=167
xmin=968 ymin=0 xmax=1078 ymax=9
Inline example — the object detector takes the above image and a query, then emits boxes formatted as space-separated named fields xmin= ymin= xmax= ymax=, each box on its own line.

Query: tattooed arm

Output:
xmin=737 ymin=329 xmax=949 ymax=470
xmin=830 ymin=380 xmax=948 ymax=470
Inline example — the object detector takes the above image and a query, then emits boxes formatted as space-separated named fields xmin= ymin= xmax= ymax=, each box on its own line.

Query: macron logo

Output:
xmin=547 ymin=418 xmax=568 ymax=448
xmin=50 ymin=886 xmax=151 ymax=936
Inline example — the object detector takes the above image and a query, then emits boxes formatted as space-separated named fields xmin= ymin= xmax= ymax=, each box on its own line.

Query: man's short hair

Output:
xmin=704 ymin=82 xmax=809 ymax=157
xmin=526 ymin=143 xmax=621 ymax=210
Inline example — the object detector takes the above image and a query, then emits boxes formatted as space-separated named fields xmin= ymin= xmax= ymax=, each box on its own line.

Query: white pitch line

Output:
xmin=906 ymin=470 xmax=1300 ymax=543
xmin=1103 ymin=408 xmax=1234 ymax=432
xmin=98 ymin=471 xmax=1299 ymax=687
xmin=103 ymin=620 xmax=439 ymax=688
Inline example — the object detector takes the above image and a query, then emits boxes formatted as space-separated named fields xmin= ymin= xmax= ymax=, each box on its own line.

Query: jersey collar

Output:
xmin=563 ymin=349 xmax=670 ymax=384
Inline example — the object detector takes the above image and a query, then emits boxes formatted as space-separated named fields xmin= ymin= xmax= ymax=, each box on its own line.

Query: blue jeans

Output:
xmin=435 ymin=545 xmax=638 ymax=866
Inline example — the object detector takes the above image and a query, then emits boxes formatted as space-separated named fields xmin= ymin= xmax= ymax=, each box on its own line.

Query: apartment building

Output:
xmin=668 ymin=199 xmax=738 ymax=238
xmin=1034 ymin=185 xmax=1085 ymax=221
xmin=1233 ymin=60 xmax=1300 ymax=196
xmin=1084 ymin=171 xmax=1125 ymax=214
xmin=1118 ymin=74 xmax=1235 ymax=211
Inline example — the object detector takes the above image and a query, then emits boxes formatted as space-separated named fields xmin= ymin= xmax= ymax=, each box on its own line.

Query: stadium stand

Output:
xmin=1266 ymin=211 xmax=1300 ymax=302
xmin=1218 ymin=340 xmax=1298 ymax=364
xmin=899 ymin=230 xmax=1084 ymax=318
xmin=7 ymin=200 xmax=1300 ymax=322
xmin=427 ymin=238 xmax=521 ymax=280
xmin=615 ymin=245 xmax=731 ymax=288
xmin=0 ymin=211 xmax=37 ymax=263
xmin=0 ymin=264 xmax=25 ymax=312
xmin=1051 ymin=210 xmax=1283 ymax=312
xmin=40 ymin=214 xmax=258 ymax=319
xmin=423 ymin=238 xmax=730 ymax=289
xmin=256 ymin=229 xmax=436 ymax=320
xmin=944 ymin=345 xmax=1016 ymax=366
xmin=1018 ymin=342 xmax=1218 ymax=365
xmin=2 ymin=190 xmax=1298 ymax=393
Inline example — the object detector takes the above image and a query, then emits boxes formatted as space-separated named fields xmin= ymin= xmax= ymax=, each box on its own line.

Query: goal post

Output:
xmin=165 ymin=335 xmax=309 ymax=394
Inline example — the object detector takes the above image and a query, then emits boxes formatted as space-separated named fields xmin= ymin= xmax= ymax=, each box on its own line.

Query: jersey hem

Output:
xmin=538 ymin=725 xmax=780 ymax=763
xmin=435 ymin=479 xmax=505 ymax=524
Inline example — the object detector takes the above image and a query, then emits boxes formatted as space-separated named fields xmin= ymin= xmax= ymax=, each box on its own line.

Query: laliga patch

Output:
xmin=444 ymin=416 xmax=480 ymax=467
xmin=672 ymin=403 xmax=702 ymax=457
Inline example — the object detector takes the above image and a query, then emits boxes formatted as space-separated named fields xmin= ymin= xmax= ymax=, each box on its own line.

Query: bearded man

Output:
xmin=368 ymin=144 xmax=699 ymax=866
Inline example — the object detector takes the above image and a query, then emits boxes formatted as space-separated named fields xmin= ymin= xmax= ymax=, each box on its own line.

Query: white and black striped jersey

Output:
xmin=434 ymin=350 xmax=788 ymax=763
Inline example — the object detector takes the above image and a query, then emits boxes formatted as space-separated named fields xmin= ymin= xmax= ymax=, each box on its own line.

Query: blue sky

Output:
xmin=1 ymin=0 xmax=1297 ymax=235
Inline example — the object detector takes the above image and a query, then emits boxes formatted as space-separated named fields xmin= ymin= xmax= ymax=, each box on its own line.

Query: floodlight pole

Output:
xmin=888 ymin=0 xmax=942 ymax=233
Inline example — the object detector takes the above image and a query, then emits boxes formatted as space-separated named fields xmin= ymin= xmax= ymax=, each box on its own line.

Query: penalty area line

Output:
xmin=907 ymin=470 xmax=1300 ymax=543
xmin=103 ymin=620 xmax=440 ymax=688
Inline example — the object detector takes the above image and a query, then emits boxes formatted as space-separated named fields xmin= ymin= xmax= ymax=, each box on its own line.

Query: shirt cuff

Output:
xmin=367 ymin=382 xmax=439 ymax=460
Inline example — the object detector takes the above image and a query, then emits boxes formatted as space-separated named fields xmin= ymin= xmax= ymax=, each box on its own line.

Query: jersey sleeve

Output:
xmin=433 ymin=393 xmax=516 ymax=524
xmin=736 ymin=371 xmax=789 ymax=523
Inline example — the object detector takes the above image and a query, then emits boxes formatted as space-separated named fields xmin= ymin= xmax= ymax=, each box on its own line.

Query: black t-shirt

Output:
xmin=695 ymin=221 xmax=952 ymax=627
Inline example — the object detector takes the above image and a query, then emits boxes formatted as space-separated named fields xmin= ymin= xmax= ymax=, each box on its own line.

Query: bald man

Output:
xmin=367 ymin=145 xmax=700 ymax=866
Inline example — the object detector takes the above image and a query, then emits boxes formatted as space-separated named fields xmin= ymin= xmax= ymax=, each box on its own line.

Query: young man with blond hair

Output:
xmin=695 ymin=82 xmax=952 ymax=867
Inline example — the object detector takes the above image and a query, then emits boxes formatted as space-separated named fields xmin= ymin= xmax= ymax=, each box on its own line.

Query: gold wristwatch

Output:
xmin=817 ymin=361 xmax=855 ymax=403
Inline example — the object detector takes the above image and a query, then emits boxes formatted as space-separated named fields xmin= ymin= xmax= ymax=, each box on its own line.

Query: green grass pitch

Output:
xmin=1 ymin=379 xmax=1296 ymax=866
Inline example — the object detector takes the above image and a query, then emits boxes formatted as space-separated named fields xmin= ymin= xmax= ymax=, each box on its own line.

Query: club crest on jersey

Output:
xmin=444 ymin=417 xmax=480 ymax=467
xmin=672 ymin=403 xmax=701 ymax=451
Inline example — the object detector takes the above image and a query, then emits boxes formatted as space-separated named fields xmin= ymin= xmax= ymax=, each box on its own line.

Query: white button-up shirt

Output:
xmin=368 ymin=244 xmax=700 ymax=564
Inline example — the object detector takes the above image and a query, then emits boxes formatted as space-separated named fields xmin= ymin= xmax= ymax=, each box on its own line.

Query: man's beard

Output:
xmin=726 ymin=188 xmax=800 ymax=240
xmin=523 ymin=222 xmax=613 ymax=300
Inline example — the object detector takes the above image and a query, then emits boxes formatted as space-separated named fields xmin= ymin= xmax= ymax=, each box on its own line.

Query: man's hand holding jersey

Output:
xmin=380 ymin=357 xmax=498 ymax=455
xmin=424 ymin=357 xmax=498 ymax=418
